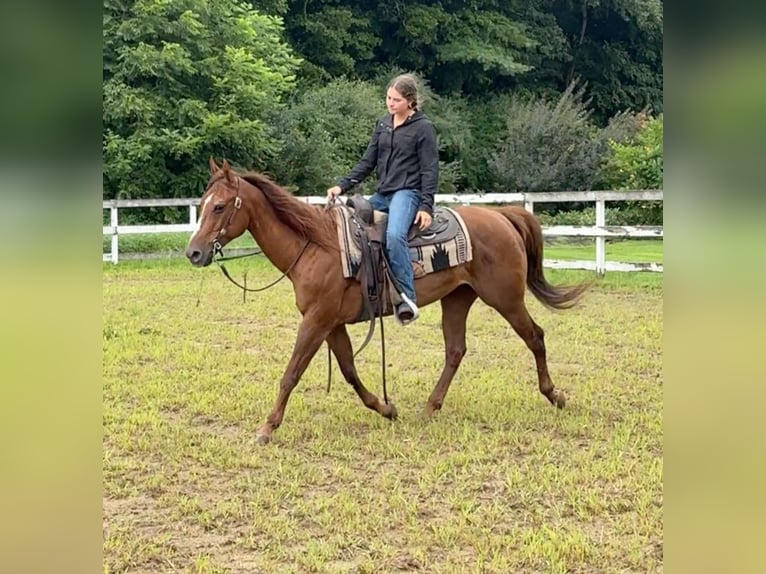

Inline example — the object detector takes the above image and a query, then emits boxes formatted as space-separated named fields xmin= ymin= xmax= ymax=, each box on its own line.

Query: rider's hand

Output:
xmin=326 ymin=186 xmax=343 ymax=202
xmin=414 ymin=210 xmax=432 ymax=231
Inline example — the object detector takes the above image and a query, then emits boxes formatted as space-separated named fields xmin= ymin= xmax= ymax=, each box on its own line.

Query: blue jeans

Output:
xmin=368 ymin=189 xmax=419 ymax=303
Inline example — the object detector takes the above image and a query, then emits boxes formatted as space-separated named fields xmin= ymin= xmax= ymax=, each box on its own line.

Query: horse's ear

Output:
xmin=209 ymin=157 xmax=220 ymax=174
xmin=222 ymin=159 xmax=232 ymax=182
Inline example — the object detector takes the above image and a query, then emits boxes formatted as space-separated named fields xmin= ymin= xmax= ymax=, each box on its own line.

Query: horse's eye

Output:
xmin=213 ymin=204 xmax=225 ymax=214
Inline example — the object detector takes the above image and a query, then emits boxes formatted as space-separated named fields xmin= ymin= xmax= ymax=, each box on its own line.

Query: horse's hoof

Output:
xmin=550 ymin=389 xmax=567 ymax=409
xmin=383 ymin=402 xmax=398 ymax=421
xmin=423 ymin=403 xmax=441 ymax=418
xmin=256 ymin=433 xmax=271 ymax=446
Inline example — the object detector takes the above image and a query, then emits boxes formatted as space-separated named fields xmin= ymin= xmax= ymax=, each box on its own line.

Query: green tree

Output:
xmin=103 ymin=0 xmax=300 ymax=203
xmin=380 ymin=3 xmax=535 ymax=94
xmin=546 ymin=0 xmax=663 ymax=122
xmin=280 ymin=0 xmax=661 ymax=124
xmin=285 ymin=1 xmax=539 ymax=93
xmin=284 ymin=3 xmax=380 ymax=83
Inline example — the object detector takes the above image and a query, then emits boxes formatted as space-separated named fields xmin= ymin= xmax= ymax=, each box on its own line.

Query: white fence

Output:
xmin=103 ymin=190 xmax=662 ymax=273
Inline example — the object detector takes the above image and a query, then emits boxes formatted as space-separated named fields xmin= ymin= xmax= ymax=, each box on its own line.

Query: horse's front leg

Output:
xmin=256 ymin=314 xmax=332 ymax=445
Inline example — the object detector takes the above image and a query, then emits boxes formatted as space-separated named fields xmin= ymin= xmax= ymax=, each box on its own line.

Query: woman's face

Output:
xmin=386 ymin=87 xmax=411 ymax=116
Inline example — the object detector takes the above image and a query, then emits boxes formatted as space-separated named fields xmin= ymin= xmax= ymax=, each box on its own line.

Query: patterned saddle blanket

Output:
xmin=330 ymin=204 xmax=473 ymax=280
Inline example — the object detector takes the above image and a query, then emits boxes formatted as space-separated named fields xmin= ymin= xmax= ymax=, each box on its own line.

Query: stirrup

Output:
xmin=395 ymin=293 xmax=420 ymax=325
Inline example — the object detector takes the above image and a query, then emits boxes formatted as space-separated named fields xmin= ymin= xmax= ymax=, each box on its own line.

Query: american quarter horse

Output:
xmin=186 ymin=159 xmax=589 ymax=444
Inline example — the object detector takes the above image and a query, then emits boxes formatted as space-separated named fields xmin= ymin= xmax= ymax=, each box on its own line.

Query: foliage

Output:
xmin=541 ymin=0 xmax=663 ymax=123
xmin=602 ymin=114 xmax=663 ymax=190
xmin=488 ymin=83 xmax=638 ymax=193
xmin=440 ymin=93 xmax=507 ymax=193
xmin=101 ymin=0 xmax=663 ymax=205
xmin=599 ymin=114 xmax=663 ymax=224
xmin=536 ymin=204 xmax=659 ymax=226
xmin=267 ymin=78 xmax=384 ymax=195
xmin=248 ymin=0 xmax=288 ymax=16
xmin=285 ymin=2 xmax=536 ymax=94
xmin=282 ymin=0 xmax=662 ymax=122
xmin=286 ymin=6 xmax=380 ymax=83
xmin=103 ymin=0 xmax=300 ymax=207
xmin=271 ymin=76 xmax=464 ymax=195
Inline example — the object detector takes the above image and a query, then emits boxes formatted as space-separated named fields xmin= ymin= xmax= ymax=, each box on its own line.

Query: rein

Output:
xmin=214 ymin=248 xmax=263 ymax=262
xmin=213 ymin=240 xmax=310 ymax=293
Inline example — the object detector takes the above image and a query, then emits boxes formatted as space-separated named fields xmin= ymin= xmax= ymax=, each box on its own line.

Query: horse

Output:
xmin=186 ymin=159 xmax=589 ymax=444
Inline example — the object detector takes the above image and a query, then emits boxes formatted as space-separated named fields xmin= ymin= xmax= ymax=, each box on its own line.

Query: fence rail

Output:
xmin=103 ymin=190 xmax=663 ymax=273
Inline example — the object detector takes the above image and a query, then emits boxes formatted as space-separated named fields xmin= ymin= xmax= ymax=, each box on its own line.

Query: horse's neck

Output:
xmin=245 ymin=189 xmax=308 ymax=273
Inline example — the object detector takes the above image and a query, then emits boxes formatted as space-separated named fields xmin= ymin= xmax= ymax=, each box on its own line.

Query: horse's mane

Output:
xmin=240 ymin=171 xmax=338 ymax=251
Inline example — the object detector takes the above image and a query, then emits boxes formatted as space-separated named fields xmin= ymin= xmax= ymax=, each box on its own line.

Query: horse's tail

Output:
xmin=499 ymin=206 xmax=591 ymax=310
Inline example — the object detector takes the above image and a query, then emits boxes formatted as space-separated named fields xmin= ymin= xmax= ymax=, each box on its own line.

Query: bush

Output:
xmin=458 ymin=93 xmax=515 ymax=192
xmin=423 ymin=93 xmax=470 ymax=193
xmin=267 ymin=78 xmax=384 ymax=194
xmin=270 ymin=74 xmax=465 ymax=195
xmin=485 ymin=84 xmax=649 ymax=196
xmin=601 ymin=114 xmax=663 ymax=190
xmin=536 ymin=205 xmax=660 ymax=226
xmin=489 ymin=83 xmax=608 ymax=193
xmin=599 ymin=114 xmax=663 ymax=225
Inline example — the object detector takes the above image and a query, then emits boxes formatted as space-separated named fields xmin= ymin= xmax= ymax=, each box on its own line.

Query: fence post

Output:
xmin=110 ymin=205 xmax=119 ymax=264
xmin=595 ymin=199 xmax=605 ymax=275
xmin=189 ymin=204 xmax=197 ymax=228
xmin=524 ymin=200 xmax=534 ymax=214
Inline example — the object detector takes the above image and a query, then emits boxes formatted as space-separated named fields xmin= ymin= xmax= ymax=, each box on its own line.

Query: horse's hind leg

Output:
xmin=326 ymin=325 xmax=397 ymax=420
xmin=425 ymin=285 xmax=478 ymax=416
xmin=496 ymin=301 xmax=566 ymax=408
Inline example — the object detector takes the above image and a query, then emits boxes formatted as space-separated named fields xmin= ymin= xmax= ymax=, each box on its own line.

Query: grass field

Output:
xmin=103 ymin=258 xmax=662 ymax=574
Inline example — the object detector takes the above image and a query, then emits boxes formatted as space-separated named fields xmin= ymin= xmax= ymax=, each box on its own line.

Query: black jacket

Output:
xmin=338 ymin=111 xmax=439 ymax=215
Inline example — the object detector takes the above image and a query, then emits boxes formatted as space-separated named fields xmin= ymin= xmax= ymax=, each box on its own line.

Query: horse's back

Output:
xmin=454 ymin=205 xmax=525 ymax=245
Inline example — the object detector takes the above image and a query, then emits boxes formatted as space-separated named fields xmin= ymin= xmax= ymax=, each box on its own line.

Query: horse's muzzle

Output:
xmin=186 ymin=246 xmax=213 ymax=267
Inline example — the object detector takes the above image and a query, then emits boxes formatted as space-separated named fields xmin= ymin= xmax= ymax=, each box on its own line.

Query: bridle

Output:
xmin=205 ymin=175 xmax=310 ymax=293
xmin=210 ymin=176 xmax=248 ymax=259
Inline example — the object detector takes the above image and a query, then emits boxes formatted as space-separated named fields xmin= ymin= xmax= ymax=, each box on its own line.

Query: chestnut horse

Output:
xmin=187 ymin=159 xmax=588 ymax=444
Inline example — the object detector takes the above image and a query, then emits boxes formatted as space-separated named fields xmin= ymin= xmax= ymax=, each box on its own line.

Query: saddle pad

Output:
xmin=331 ymin=205 xmax=473 ymax=279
